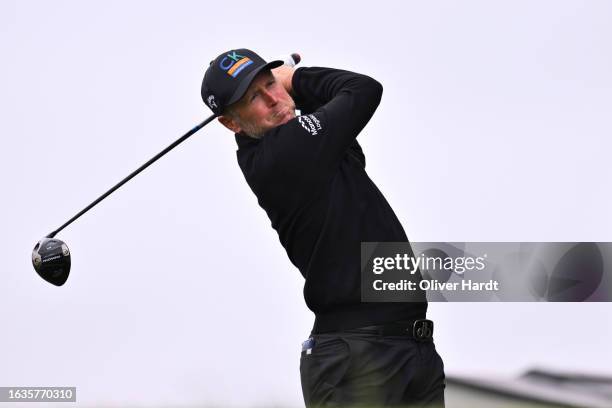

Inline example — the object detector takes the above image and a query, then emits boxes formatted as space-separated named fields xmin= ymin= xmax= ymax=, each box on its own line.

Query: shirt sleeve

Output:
xmin=257 ymin=67 xmax=382 ymax=189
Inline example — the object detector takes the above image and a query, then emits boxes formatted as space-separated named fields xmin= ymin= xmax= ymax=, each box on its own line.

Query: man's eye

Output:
xmin=266 ymin=80 xmax=275 ymax=87
xmin=250 ymin=93 xmax=259 ymax=102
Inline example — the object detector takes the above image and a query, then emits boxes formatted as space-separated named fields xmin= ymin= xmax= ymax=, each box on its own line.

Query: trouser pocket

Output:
xmin=299 ymin=334 xmax=350 ymax=407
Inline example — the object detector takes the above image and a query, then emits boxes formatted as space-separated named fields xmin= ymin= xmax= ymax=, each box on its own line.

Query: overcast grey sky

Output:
xmin=2 ymin=0 xmax=611 ymax=406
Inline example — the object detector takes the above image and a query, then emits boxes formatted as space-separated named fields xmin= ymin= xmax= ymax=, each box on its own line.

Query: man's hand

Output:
xmin=272 ymin=65 xmax=295 ymax=95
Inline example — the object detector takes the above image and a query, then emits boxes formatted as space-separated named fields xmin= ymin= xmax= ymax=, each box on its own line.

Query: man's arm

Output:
xmin=255 ymin=66 xmax=382 ymax=193
xmin=272 ymin=64 xmax=369 ymax=169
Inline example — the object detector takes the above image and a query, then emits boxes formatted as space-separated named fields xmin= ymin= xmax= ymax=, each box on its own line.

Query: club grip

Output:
xmin=278 ymin=53 xmax=301 ymax=67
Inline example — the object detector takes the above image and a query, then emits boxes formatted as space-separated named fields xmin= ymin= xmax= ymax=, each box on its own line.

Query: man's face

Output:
xmin=220 ymin=70 xmax=296 ymax=138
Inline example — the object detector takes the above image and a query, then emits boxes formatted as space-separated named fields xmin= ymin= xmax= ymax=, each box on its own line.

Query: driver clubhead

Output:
xmin=32 ymin=238 xmax=71 ymax=286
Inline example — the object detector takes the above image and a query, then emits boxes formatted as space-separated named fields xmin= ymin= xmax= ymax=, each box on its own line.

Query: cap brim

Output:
xmin=225 ymin=60 xmax=284 ymax=109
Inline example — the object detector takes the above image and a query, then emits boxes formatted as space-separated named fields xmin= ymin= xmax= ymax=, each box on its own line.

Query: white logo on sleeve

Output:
xmin=297 ymin=114 xmax=323 ymax=135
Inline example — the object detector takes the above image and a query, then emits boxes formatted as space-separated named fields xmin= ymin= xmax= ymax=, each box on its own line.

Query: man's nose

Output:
xmin=261 ymin=90 xmax=278 ymax=106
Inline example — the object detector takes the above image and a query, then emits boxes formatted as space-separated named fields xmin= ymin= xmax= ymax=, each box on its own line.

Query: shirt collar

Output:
xmin=235 ymin=132 xmax=260 ymax=149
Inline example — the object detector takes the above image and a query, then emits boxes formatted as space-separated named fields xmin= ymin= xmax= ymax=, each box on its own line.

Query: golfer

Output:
xmin=201 ymin=49 xmax=445 ymax=407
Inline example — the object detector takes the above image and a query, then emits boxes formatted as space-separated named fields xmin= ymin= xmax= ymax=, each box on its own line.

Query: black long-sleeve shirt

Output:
xmin=235 ymin=67 xmax=427 ymax=333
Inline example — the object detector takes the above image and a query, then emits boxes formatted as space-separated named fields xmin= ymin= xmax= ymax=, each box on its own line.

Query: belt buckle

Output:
xmin=412 ymin=319 xmax=433 ymax=341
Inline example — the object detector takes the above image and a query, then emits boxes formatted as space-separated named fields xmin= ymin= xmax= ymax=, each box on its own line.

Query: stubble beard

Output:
xmin=237 ymin=101 xmax=296 ymax=139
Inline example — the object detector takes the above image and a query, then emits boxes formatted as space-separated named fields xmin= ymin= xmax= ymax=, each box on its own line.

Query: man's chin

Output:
xmin=276 ymin=109 xmax=296 ymax=126
xmin=247 ymin=110 xmax=295 ymax=138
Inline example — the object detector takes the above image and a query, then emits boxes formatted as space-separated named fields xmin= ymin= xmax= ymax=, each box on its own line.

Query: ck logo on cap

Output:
xmin=219 ymin=51 xmax=253 ymax=78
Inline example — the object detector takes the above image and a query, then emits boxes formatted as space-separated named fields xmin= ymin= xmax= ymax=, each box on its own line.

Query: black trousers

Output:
xmin=300 ymin=328 xmax=445 ymax=407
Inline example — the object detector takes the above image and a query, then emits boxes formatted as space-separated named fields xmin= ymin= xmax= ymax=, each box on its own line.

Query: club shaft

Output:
xmin=47 ymin=114 xmax=217 ymax=238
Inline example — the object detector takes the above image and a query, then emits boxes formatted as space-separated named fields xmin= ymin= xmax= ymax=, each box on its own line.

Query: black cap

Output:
xmin=201 ymin=48 xmax=284 ymax=115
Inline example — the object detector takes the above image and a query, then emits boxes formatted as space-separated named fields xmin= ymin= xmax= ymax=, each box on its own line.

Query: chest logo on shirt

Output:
xmin=298 ymin=114 xmax=323 ymax=135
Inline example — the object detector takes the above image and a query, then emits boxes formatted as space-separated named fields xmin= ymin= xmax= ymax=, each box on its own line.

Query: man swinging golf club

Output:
xmin=201 ymin=48 xmax=446 ymax=407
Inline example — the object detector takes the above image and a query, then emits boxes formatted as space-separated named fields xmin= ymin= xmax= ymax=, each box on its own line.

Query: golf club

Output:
xmin=32 ymin=53 xmax=301 ymax=286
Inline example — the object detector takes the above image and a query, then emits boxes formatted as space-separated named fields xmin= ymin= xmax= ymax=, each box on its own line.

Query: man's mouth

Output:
xmin=273 ymin=108 xmax=293 ymax=123
xmin=273 ymin=108 xmax=287 ymax=118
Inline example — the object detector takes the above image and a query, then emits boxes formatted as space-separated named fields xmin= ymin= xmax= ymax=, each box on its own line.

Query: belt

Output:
xmin=352 ymin=319 xmax=434 ymax=341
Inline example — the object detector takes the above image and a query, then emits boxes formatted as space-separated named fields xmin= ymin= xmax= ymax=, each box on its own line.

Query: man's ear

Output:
xmin=218 ymin=115 xmax=242 ymax=134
